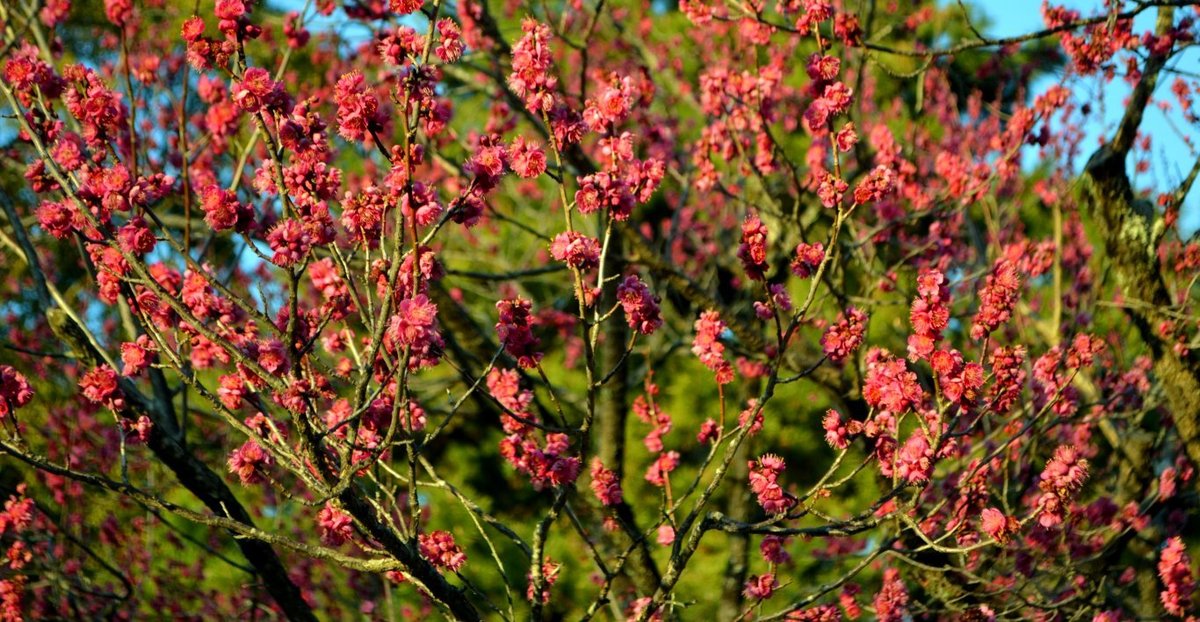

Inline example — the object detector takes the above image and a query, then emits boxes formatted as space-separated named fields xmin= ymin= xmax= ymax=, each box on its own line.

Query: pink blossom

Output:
xmin=692 ymin=311 xmax=733 ymax=384
xmin=743 ymin=573 xmax=777 ymax=600
xmin=616 ymin=275 xmax=663 ymax=335
xmin=79 ymin=365 xmax=125 ymax=411
xmin=496 ymin=298 xmax=542 ymax=368
xmin=822 ymin=306 xmax=868 ymax=363
xmin=971 ymin=260 xmax=1020 ymax=340
xmin=980 ymin=507 xmax=1018 ymax=544
xmin=1159 ymin=537 xmax=1196 ymax=617
xmin=549 ymin=231 xmax=601 ymax=270
xmin=790 ymin=242 xmax=824 ymax=278
xmin=589 ymin=458 xmax=623 ymax=506
xmin=0 ymin=367 xmax=33 ymax=420
xmin=318 ymin=504 xmax=354 ymax=546
xmin=737 ymin=214 xmax=769 ymax=281
xmin=419 ymin=530 xmax=466 ymax=572
xmin=873 ymin=567 xmax=910 ymax=622
xmin=749 ymin=454 xmax=794 ymax=515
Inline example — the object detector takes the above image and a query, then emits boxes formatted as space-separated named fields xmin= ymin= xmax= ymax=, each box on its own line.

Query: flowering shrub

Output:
xmin=0 ymin=0 xmax=1198 ymax=620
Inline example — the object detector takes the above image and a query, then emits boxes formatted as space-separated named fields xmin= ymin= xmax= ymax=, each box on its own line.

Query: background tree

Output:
xmin=0 ymin=0 xmax=1199 ymax=620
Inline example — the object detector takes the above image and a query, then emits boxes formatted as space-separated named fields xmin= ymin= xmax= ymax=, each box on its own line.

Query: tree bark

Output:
xmin=1082 ymin=7 xmax=1200 ymax=481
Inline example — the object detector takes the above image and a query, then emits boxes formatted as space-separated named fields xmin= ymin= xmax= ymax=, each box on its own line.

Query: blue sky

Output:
xmin=979 ymin=0 xmax=1200 ymax=234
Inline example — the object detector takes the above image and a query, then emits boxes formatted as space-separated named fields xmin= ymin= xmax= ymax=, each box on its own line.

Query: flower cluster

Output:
xmin=692 ymin=311 xmax=733 ymax=384
xmin=227 ymin=440 xmax=273 ymax=485
xmin=575 ymin=172 xmax=634 ymax=221
xmin=200 ymin=185 xmax=253 ymax=232
xmin=549 ymin=231 xmax=601 ymax=270
xmin=737 ymin=214 xmax=769 ymax=281
xmin=317 ymin=504 xmax=354 ymax=546
xmin=499 ymin=432 xmax=582 ymax=490
xmin=1158 ymin=537 xmax=1196 ymax=617
xmin=862 ymin=348 xmax=924 ymax=415
xmin=496 ymin=298 xmax=542 ymax=368
xmin=873 ymin=568 xmax=910 ymax=622
xmin=419 ymin=530 xmax=466 ymax=573
xmin=616 ymin=275 xmax=663 ymax=335
xmin=0 ymin=367 xmax=33 ymax=420
xmin=979 ymin=507 xmax=1019 ymax=544
xmin=907 ymin=269 xmax=950 ymax=360
xmin=748 ymin=454 xmax=794 ymax=515
xmin=589 ymin=458 xmax=623 ymax=506
xmin=79 ymin=365 xmax=125 ymax=411
xmin=988 ymin=346 xmax=1027 ymax=415
xmin=1035 ymin=445 xmax=1089 ymax=528
xmin=384 ymin=294 xmax=445 ymax=369
xmin=333 ymin=71 xmax=384 ymax=144
xmin=790 ymin=242 xmax=824 ymax=279
xmin=508 ymin=19 xmax=558 ymax=113
xmin=971 ymin=260 xmax=1020 ymax=340
xmin=822 ymin=306 xmax=867 ymax=363
xmin=644 ymin=451 xmax=679 ymax=487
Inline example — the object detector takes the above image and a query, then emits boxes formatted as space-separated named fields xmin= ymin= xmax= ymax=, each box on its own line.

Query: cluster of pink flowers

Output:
xmin=616 ymin=275 xmax=663 ymax=335
xmin=1035 ymin=445 xmax=1089 ymax=528
xmin=979 ymin=507 xmax=1019 ymax=544
xmin=988 ymin=346 xmax=1027 ymax=415
xmin=1158 ymin=537 xmax=1196 ymax=617
xmin=496 ymin=298 xmax=542 ymax=368
xmin=117 ymin=217 xmax=156 ymax=256
xmin=895 ymin=432 xmax=934 ymax=484
xmin=227 ymin=440 xmax=273 ymax=485
xmin=743 ymin=573 xmax=777 ymax=600
xmin=822 ymin=306 xmax=867 ymax=363
xmin=589 ymin=458 xmax=623 ymax=506
xmin=433 ymin=19 xmax=463 ymax=63
xmin=737 ymin=214 xmax=770 ymax=281
xmin=384 ymin=294 xmax=445 ymax=369
xmin=499 ymin=432 xmax=581 ymax=490
xmin=1042 ymin=3 xmax=1134 ymax=74
xmin=692 ymin=311 xmax=733 ymax=385
xmin=584 ymin=75 xmax=635 ymax=131
xmin=487 ymin=368 xmax=535 ymax=434
xmin=509 ymin=136 xmax=546 ymax=179
xmin=852 ymin=165 xmax=897 ymax=205
xmin=929 ymin=349 xmax=985 ymax=407
xmin=644 ymin=451 xmax=679 ymax=487
xmin=120 ymin=335 xmax=156 ymax=377
xmin=317 ymin=504 xmax=354 ymax=546
xmin=200 ymin=185 xmax=253 ymax=233
xmin=790 ymin=242 xmax=824 ymax=278
xmin=748 ymin=454 xmax=794 ymax=515
xmin=907 ymin=269 xmax=950 ymax=360
xmin=79 ymin=365 xmax=125 ymax=411
xmin=822 ymin=409 xmax=853 ymax=450
xmin=333 ymin=71 xmax=384 ymax=144
xmin=549 ymin=231 xmax=601 ymax=270
xmin=0 ymin=367 xmax=33 ymax=420
xmin=971 ymin=260 xmax=1020 ymax=340
xmin=574 ymin=172 xmax=634 ymax=221
xmin=872 ymin=568 xmax=910 ymax=622
xmin=266 ymin=219 xmax=313 ymax=267
xmin=419 ymin=530 xmax=466 ymax=573
xmin=233 ymin=67 xmax=285 ymax=114
xmin=508 ymin=19 xmax=558 ymax=113
xmin=863 ymin=348 xmax=924 ymax=416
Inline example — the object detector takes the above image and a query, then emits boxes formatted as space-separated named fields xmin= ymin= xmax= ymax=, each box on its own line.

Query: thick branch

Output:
xmin=1082 ymin=6 xmax=1200 ymax=480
